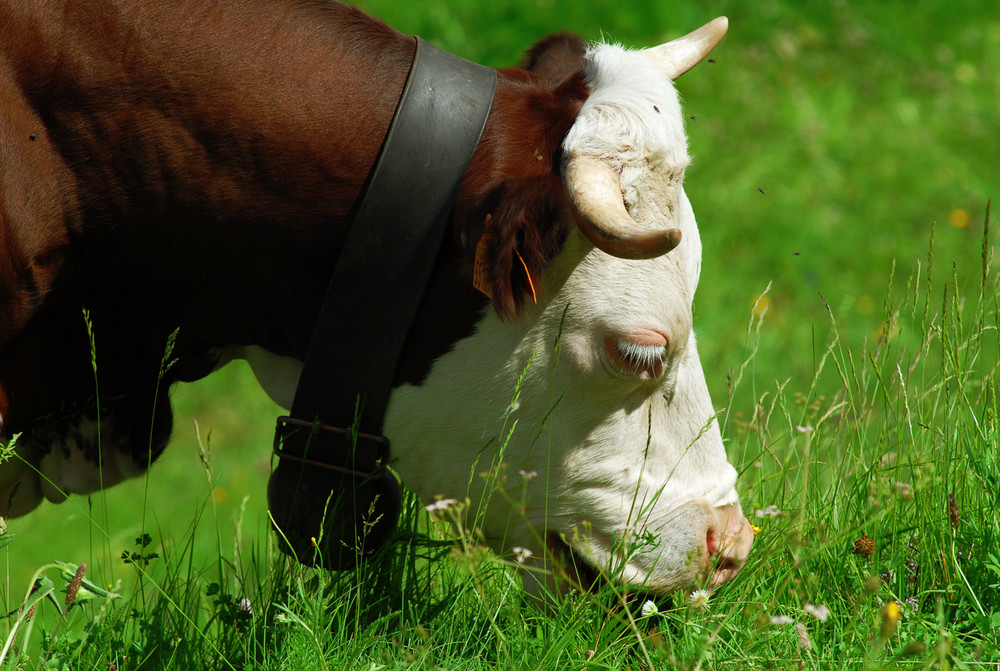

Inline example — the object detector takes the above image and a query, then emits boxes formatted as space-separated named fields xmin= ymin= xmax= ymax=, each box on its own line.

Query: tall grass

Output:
xmin=2 ymin=207 xmax=997 ymax=668
xmin=2 ymin=0 xmax=998 ymax=667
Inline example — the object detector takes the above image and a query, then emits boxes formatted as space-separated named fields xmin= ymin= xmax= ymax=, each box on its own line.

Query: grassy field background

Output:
xmin=1 ymin=0 xmax=998 ymax=668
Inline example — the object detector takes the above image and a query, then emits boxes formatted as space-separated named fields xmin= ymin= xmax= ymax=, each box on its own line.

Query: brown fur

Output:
xmin=453 ymin=67 xmax=588 ymax=317
xmin=520 ymin=31 xmax=588 ymax=83
xmin=0 ymin=0 xmax=589 ymax=510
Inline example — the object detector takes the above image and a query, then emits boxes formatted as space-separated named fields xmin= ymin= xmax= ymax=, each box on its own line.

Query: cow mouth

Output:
xmin=546 ymin=532 xmax=673 ymax=615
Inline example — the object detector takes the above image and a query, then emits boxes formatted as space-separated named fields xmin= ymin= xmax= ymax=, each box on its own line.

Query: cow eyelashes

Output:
xmin=613 ymin=339 xmax=668 ymax=377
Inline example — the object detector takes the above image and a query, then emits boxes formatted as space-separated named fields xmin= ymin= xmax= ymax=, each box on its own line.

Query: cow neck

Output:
xmin=273 ymin=37 xmax=497 ymax=497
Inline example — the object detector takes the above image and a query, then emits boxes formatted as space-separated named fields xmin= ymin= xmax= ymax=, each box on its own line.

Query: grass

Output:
xmin=2 ymin=0 xmax=998 ymax=668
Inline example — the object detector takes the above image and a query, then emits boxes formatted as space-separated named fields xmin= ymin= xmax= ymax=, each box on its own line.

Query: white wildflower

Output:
xmin=687 ymin=589 xmax=710 ymax=611
xmin=803 ymin=603 xmax=830 ymax=622
xmin=518 ymin=469 xmax=538 ymax=480
xmin=512 ymin=546 xmax=533 ymax=564
xmin=424 ymin=498 xmax=457 ymax=512
xmin=795 ymin=425 xmax=814 ymax=434
xmin=892 ymin=481 xmax=913 ymax=499
xmin=755 ymin=504 xmax=783 ymax=518
xmin=640 ymin=600 xmax=659 ymax=618
xmin=769 ymin=615 xmax=795 ymax=625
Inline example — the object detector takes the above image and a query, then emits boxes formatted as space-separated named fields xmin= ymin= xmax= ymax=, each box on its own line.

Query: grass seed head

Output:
xmin=65 ymin=562 xmax=88 ymax=607
xmin=853 ymin=534 xmax=875 ymax=558
xmin=948 ymin=493 xmax=960 ymax=530
xmin=864 ymin=575 xmax=882 ymax=594
xmin=795 ymin=622 xmax=813 ymax=651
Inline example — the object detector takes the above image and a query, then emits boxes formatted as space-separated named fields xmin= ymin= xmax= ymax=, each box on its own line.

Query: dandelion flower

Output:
xmin=751 ymin=524 xmax=762 ymax=536
xmin=687 ymin=589 xmax=710 ymax=611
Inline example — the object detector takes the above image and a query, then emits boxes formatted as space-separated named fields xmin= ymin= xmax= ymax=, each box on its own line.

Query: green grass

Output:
xmin=2 ymin=0 xmax=998 ymax=668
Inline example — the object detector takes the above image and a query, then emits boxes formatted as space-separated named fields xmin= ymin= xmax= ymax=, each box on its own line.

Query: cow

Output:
xmin=0 ymin=0 xmax=752 ymax=596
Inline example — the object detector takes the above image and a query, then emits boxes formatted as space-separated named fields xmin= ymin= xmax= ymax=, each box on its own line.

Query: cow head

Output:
xmin=385 ymin=18 xmax=753 ymax=595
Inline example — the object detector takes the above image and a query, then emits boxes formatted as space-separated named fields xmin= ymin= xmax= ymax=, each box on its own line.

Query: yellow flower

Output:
xmin=948 ymin=208 xmax=970 ymax=229
xmin=751 ymin=524 xmax=762 ymax=536
xmin=880 ymin=601 xmax=901 ymax=638
xmin=885 ymin=601 xmax=901 ymax=621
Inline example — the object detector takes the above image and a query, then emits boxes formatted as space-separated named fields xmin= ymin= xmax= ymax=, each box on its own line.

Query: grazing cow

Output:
xmin=0 ymin=0 xmax=752 ymax=594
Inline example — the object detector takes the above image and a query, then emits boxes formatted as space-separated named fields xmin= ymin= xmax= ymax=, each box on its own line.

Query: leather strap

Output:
xmin=287 ymin=34 xmax=495 ymax=451
xmin=269 ymin=37 xmax=496 ymax=566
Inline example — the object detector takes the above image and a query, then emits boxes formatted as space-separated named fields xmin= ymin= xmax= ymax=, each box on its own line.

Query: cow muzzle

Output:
xmin=704 ymin=502 xmax=754 ymax=588
xmin=546 ymin=499 xmax=753 ymax=595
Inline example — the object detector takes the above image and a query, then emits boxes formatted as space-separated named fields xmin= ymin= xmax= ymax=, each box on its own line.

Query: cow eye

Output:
xmin=610 ymin=339 xmax=668 ymax=379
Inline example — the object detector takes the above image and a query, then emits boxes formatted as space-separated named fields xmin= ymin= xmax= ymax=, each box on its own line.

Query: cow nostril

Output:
xmin=705 ymin=527 xmax=720 ymax=557
xmin=704 ymin=515 xmax=753 ymax=576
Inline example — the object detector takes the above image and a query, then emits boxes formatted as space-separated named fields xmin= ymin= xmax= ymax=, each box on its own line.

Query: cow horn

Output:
xmin=565 ymin=155 xmax=681 ymax=260
xmin=641 ymin=16 xmax=728 ymax=80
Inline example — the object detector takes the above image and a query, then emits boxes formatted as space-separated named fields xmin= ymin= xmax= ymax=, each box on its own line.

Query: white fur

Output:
xmin=0 ymin=414 xmax=142 ymax=517
xmin=234 ymin=345 xmax=303 ymax=409
xmin=388 ymin=43 xmax=742 ymax=592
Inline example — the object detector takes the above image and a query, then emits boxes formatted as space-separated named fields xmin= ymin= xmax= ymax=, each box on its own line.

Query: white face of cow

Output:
xmin=385 ymin=19 xmax=752 ymax=594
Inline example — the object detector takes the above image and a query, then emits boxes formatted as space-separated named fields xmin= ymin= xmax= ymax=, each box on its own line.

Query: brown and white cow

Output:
xmin=0 ymin=0 xmax=751 ymax=594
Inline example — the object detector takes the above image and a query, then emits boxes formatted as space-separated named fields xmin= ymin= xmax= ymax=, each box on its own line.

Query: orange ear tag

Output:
xmin=515 ymin=249 xmax=538 ymax=304
xmin=472 ymin=215 xmax=537 ymax=305
xmin=472 ymin=215 xmax=494 ymax=299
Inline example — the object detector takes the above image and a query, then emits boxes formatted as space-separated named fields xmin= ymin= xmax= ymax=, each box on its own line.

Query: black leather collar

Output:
xmin=268 ymin=37 xmax=497 ymax=568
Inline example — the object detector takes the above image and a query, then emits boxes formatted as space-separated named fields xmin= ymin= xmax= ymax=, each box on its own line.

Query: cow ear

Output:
xmin=520 ymin=32 xmax=587 ymax=82
xmin=481 ymin=175 xmax=570 ymax=319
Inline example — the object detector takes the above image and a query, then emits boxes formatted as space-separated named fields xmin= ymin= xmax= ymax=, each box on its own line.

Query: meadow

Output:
xmin=1 ymin=0 xmax=998 ymax=668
